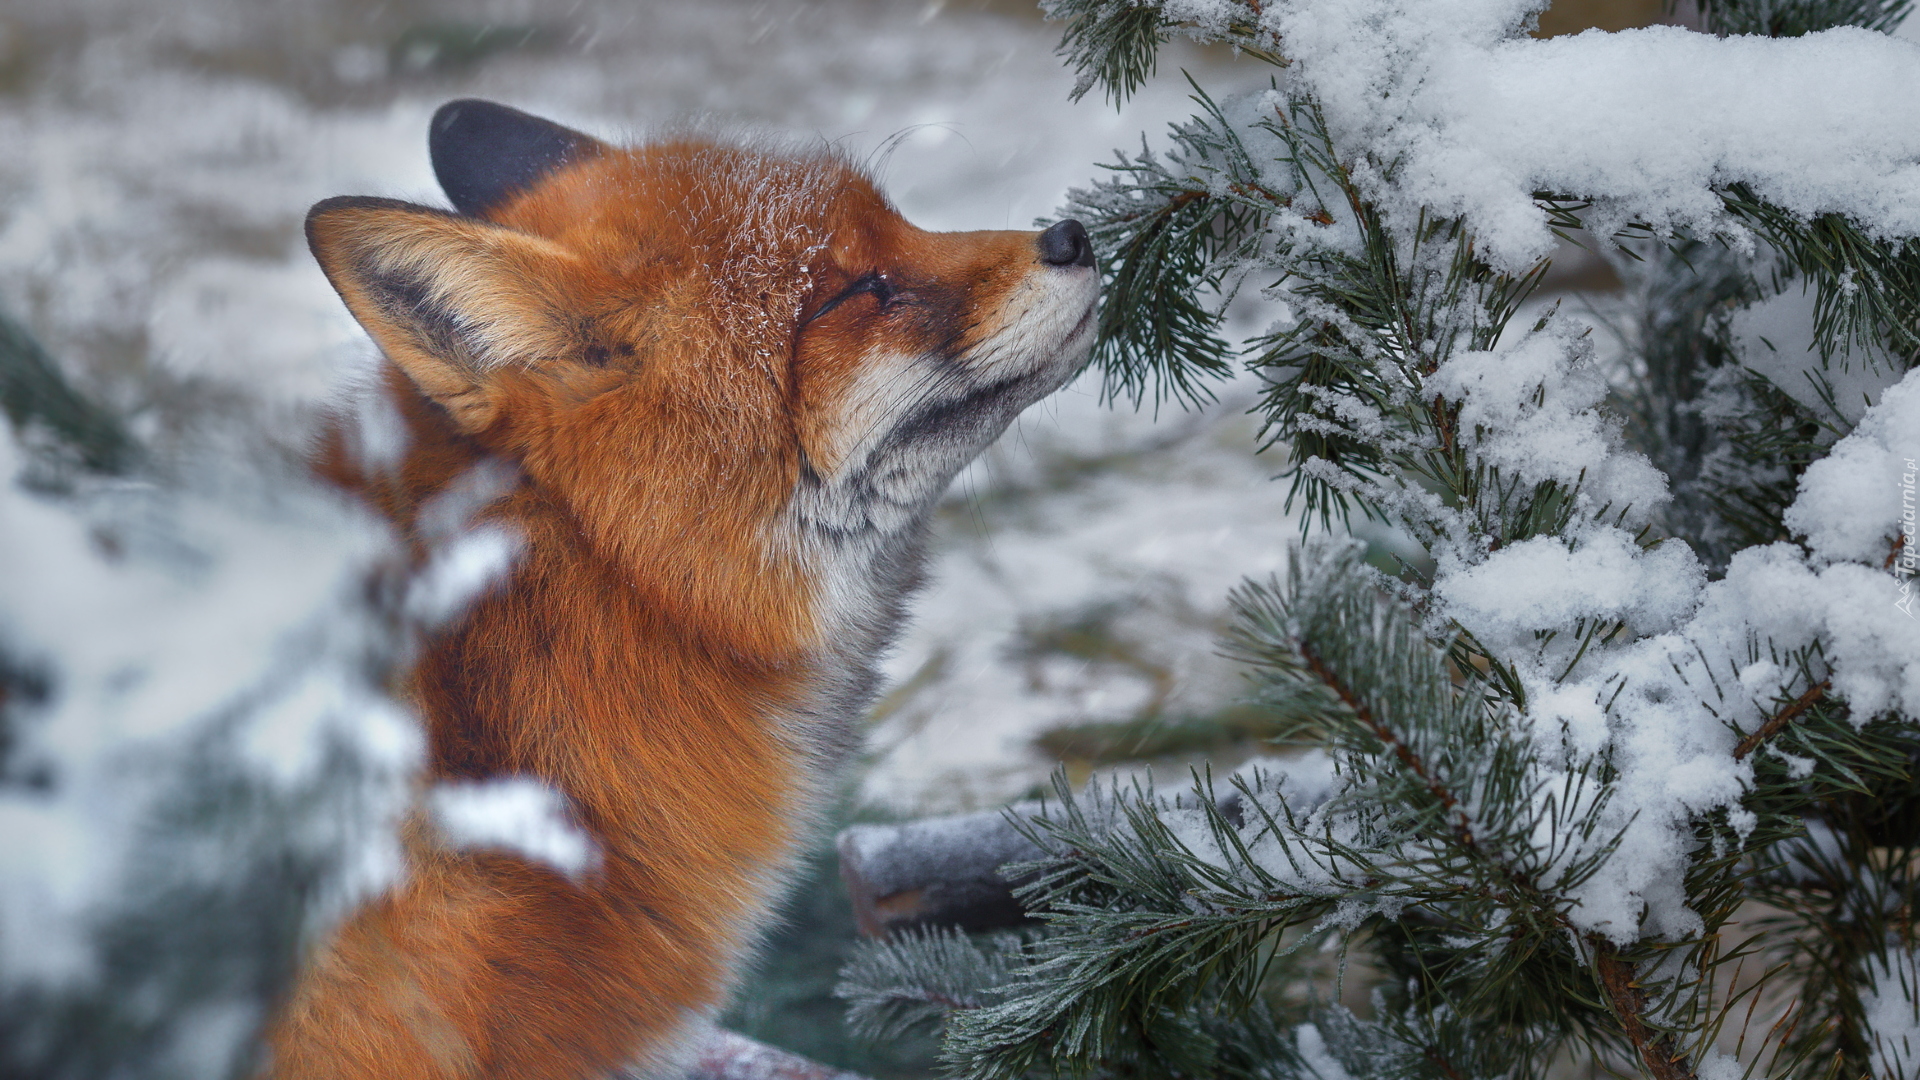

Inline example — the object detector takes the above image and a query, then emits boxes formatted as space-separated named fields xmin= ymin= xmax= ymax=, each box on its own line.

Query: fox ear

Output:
xmin=307 ymin=196 xmax=587 ymax=432
xmin=430 ymin=99 xmax=605 ymax=218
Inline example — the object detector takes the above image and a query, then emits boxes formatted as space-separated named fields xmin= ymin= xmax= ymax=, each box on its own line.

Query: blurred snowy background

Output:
xmin=0 ymin=0 xmax=1302 ymax=822
xmin=16 ymin=0 xmax=1898 ymax=1075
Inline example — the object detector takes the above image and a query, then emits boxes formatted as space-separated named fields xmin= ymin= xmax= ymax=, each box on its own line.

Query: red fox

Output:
xmin=265 ymin=100 xmax=1098 ymax=1079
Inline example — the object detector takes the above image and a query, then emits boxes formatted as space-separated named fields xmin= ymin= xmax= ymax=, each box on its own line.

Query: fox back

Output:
xmin=266 ymin=101 xmax=1098 ymax=1080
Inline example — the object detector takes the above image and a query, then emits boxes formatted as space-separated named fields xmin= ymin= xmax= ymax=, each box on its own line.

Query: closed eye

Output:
xmin=803 ymin=272 xmax=895 ymax=326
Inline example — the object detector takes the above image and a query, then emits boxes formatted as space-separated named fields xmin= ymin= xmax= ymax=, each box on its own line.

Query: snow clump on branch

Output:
xmin=0 ymin=434 xmax=420 ymax=1075
xmin=1257 ymin=0 xmax=1920 ymax=269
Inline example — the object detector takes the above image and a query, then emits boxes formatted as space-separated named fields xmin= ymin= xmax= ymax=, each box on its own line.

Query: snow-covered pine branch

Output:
xmin=0 ymin=332 xmax=590 ymax=1078
xmin=0 ymin=430 xmax=419 ymax=1078
xmin=842 ymin=1 xmax=1920 ymax=1077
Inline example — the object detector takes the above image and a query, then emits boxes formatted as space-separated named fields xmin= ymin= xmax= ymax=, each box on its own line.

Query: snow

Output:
xmin=1236 ymin=750 xmax=1343 ymax=812
xmin=1262 ymin=0 xmax=1920 ymax=270
xmin=0 ymin=435 xmax=417 ymax=994
xmin=1181 ymin=0 xmax=1920 ymax=949
xmin=429 ymin=778 xmax=598 ymax=880
xmin=838 ymin=806 xmax=1039 ymax=873
xmin=1785 ymin=366 xmax=1920 ymax=566
xmin=1729 ymin=282 xmax=1904 ymax=424
xmin=1438 ymin=528 xmax=1704 ymax=666
xmin=1494 ymin=523 xmax=1920 ymax=940
xmin=1809 ymin=560 xmax=1920 ymax=717
xmin=1132 ymin=749 xmax=1388 ymax=907
xmin=0 ymin=10 xmax=1305 ymax=1063
xmin=1427 ymin=322 xmax=1670 ymax=526
xmin=3 ymin=3 xmax=1918 ymax=1066
xmin=405 ymin=525 xmax=523 ymax=628
xmin=1695 ymin=1051 xmax=1747 ymax=1080
xmin=1458 ymin=497 xmax=1915 ymax=939
xmin=688 ymin=1027 xmax=870 ymax=1080
xmin=1292 ymin=1022 xmax=1358 ymax=1080
xmin=1048 ymin=319 xmax=1917 ymax=953
xmin=1862 ymin=948 xmax=1920 ymax=1080
xmin=860 ymin=381 xmax=1295 ymax=811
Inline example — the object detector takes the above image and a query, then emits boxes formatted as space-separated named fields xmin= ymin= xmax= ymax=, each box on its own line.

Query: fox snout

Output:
xmin=1037 ymin=218 xmax=1096 ymax=268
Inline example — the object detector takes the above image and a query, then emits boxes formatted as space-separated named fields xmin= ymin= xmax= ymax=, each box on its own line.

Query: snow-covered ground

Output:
xmin=0 ymin=0 xmax=1278 ymax=814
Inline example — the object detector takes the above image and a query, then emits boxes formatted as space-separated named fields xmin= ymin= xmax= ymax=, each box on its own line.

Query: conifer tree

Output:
xmin=0 ymin=308 xmax=421 ymax=1080
xmin=837 ymin=2 xmax=1920 ymax=1077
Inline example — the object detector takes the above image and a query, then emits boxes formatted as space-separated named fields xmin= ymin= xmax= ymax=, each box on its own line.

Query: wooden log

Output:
xmin=836 ymin=805 xmax=1046 ymax=938
xmin=682 ymin=1029 xmax=873 ymax=1080
xmin=836 ymin=791 xmax=1248 ymax=939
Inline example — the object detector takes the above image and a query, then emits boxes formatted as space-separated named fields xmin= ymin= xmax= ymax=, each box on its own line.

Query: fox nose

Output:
xmin=1038 ymin=219 xmax=1095 ymax=268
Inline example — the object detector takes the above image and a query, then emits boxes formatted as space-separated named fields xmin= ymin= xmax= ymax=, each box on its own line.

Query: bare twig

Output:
xmin=1423 ymin=1047 xmax=1470 ymax=1080
xmin=1733 ymin=680 xmax=1831 ymax=762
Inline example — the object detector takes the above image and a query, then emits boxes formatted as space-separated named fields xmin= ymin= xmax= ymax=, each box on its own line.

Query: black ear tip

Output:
xmin=431 ymin=99 xmax=486 ymax=138
xmin=429 ymin=99 xmax=599 ymax=219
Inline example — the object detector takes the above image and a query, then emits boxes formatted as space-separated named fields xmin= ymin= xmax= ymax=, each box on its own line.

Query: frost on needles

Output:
xmin=835 ymin=1 xmax=1920 ymax=1078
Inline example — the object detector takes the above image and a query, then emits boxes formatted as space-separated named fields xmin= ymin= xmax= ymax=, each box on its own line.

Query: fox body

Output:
xmin=266 ymin=101 xmax=1098 ymax=1080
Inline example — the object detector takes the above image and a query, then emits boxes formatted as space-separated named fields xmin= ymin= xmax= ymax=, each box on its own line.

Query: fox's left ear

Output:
xmin=307 ymin=196 xmax=595 ymax=433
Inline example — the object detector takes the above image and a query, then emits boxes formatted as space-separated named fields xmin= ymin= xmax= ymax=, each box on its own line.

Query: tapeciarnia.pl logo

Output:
xmin=1898 ymin=456 xmax=1917 ymax=618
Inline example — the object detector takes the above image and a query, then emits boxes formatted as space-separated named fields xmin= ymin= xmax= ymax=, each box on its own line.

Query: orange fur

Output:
xmin=269 ymin=117 xmax=1097 ymax=1080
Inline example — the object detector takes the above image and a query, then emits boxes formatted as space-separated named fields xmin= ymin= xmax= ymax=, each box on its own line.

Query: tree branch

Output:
xmin=1732 ymin=679 xmax=1831 ymax=762
xmin=1303 ymin=634 xmax=1704 ymax=1080
xmin=1423 ymin=1047 xmax=1470 ymax=1080
xmin=1591 ymin=938 xmax=1698 ymax=1080
xmin=1299 ymin=642 xmax=1478 ymax=851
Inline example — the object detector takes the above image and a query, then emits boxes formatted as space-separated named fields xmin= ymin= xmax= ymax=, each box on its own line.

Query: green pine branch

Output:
xmin=930 ymin=547 xmax=1632 ymax=1078
xmin=1718 ymin=185 xmax=1920 ymax=365
xmin=841 ymin=3 xmax=1920 ymax=1077
xmin=1060 ymin=80 xmax=1282 ymax=406
xmin=836 ymin=926 xmax=1020 ymax=1044
xmin=0 ymin=305 xmax=141 ymax=476
xmin=1695 ymin=0 xmax=1913 ymax=37
xmin=1042 ymin=0 xmax=1280 ymax=106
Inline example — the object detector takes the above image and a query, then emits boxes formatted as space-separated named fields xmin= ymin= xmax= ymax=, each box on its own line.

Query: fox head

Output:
xmin=308 ymin=100 xmax=1096 ymax=645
